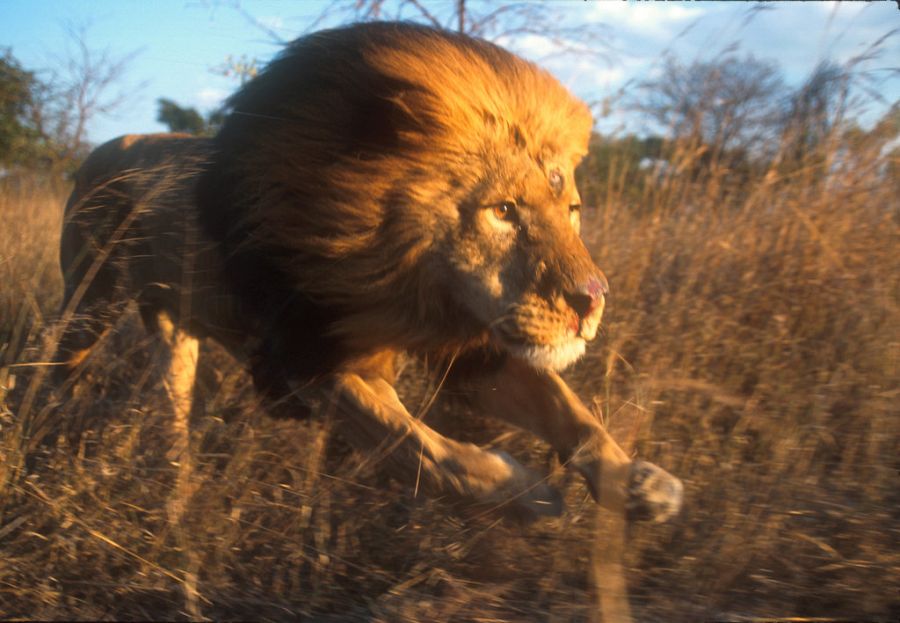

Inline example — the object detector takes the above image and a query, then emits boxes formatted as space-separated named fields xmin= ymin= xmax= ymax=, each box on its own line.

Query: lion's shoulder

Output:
xmin=72 ymin=133 xmax=211 ymax=198
xmin=87 ymin=133 xmax=196 ymax=162
xmin=85 ymin=132 xmax=201 ymax=167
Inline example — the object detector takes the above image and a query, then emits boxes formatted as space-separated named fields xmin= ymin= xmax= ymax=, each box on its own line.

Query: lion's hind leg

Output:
xmin=53 ymin=179 xmax=136 ymax=381
xmin=45 ymin=243 xmax=131 ymax=454
xmin=53 ymin=252 xmax=129 ymax=387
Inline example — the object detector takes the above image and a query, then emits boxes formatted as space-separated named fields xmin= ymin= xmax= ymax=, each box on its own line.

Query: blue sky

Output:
xmin=1 ymin=0 xmax=897 ymax=144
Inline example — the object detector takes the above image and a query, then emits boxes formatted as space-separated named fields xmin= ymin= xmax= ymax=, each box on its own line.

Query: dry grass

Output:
xmin=0 ymin=128 xmax=898 ymax=621
xmin=0 ymin=176 xmax=66 ymax=366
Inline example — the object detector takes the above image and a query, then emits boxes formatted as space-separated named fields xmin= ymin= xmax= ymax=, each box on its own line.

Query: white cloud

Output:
xmin=257 ymin=15 xmax=285 ymax=31
xmin=564 ymin=58 xmax=626 ymax=91
xmin=592 ymin=65 xmax=626 ymax=86
xmin=815 ymin=1 xmax=868 ymax=18
xmin=589 ymin=2 xmax=705 ymax=39
xmin=196 ymin=87 xmax=228 ymax=108
xmin=499 ymin=33 xmax=629 ymax=92
xmin=500 ymin=33 xmax=557 ymax=59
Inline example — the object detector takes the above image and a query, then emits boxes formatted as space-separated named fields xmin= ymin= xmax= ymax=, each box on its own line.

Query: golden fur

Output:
xmin=55 ymin=23 xmax=682 ymax=521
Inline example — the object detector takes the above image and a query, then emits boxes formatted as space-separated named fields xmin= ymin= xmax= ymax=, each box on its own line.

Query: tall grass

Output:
xmin=0 ymin=121 xmax=897 ymax=619
xmin=0 ymin=176 xmax=65 ymax=367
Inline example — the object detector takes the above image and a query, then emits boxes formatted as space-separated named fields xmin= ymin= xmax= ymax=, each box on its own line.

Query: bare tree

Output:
xmin=635 ymin=54 xmax=786 ymax=157
xmin=338 ymin=0 xmax=613 ymax=59
xmin=779 ymin=61 xmax=850 ymax=164
xmin=209 ymin=0 xmax=615 ymax=102
xmin=31 ymin=24 xmax=138 ymax=172
xmin=224 ymin=0 xmax=613 ymax=59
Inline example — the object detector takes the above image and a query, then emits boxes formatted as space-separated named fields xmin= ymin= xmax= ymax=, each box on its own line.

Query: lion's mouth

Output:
xmin=499 ymin=335 xmax=587 ymax=372
xmin=492 ymin=318 xmax=587 ymax=372
xmin=576 ymin=299 xmax=604 ymax=341
xmin=489 ymin=292 xmax=603 ymax=371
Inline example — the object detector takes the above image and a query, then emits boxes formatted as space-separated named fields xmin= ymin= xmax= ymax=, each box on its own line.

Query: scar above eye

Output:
xmin=549 ymin=169 xmax=564 ymax=196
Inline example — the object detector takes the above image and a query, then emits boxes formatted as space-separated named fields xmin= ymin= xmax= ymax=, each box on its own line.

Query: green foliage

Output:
xmin=576 ymin=133 xmax=663 ymax=209
xmin=156 ymin=98 xmax=205 ymax=135
xmin=0 ymin=41 xmax=134 ymax=175
xmin=156 ymin=98 xmax=222 ymax=136
xmin=0 ymin=49 xmax=41 ymax=168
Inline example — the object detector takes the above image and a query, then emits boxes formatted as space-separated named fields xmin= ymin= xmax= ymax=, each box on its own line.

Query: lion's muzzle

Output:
xmin=564 ymin=273 xmax=608 ymax=341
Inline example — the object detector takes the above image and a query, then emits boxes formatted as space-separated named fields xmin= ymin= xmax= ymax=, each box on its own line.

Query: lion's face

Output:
xmin=211 ymin=23 xmax=605 ymax=373
xmin=437 ymin=147 xmax=608 ymax=372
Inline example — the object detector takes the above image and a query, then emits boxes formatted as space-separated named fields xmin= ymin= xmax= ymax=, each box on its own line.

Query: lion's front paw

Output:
xmin=444 ymin=447 xmax=563 ymax=522
xmin=624 ymin=460 xmax=683 ymax=523
xmin=488 ymin=450 xmax=563 ymax=521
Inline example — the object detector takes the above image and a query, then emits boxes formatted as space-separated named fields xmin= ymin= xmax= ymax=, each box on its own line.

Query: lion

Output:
xmin=54 ymin=22 xmax=682 ymax=522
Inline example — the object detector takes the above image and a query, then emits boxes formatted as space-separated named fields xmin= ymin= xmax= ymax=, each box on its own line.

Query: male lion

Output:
xmin=55 ymin=22 xmax=682 ymax=521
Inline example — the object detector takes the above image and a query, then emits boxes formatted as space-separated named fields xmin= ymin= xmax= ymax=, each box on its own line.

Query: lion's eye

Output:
xmin=492 ymin=201 xmax=517 ymax=221
xmin=569 ymin=203 xmax=581 ymax=214
xmin=549 ymin=169 xmax=564 ymax=195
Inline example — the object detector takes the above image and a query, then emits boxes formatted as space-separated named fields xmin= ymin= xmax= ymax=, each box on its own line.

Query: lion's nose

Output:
xmin=564 ymin=274 xmax=609 ymax=319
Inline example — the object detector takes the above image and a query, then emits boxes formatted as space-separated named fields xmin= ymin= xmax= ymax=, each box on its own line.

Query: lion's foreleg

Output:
xmin=468 ymin=357 xmax=683 ymax=522
xmin=328 ymin=367 xmax=562 ymax=518
xmin=155 ymin=312 xmax=200 ymax=518
xmin=155 ymin=311 xmax=203 ymax=618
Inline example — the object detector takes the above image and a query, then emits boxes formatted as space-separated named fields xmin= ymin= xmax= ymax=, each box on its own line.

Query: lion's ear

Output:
xmin=351 ymin=93 xmax=405 ymax=156
xmin=351 ymin=81 xmax=437 ymax=157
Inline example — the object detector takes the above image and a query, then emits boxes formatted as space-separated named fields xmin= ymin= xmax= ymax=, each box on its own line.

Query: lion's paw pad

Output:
xmin=625 ymin=460 xmax=683 ymax=523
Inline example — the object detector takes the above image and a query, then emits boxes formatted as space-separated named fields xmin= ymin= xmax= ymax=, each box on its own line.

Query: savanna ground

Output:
xmin=0 ymin=129 xmax=898 ymax=622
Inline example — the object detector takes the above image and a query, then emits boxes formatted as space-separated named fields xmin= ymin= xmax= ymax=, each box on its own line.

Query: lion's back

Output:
xmin=60 ymin=133 xmax=222 ymax=331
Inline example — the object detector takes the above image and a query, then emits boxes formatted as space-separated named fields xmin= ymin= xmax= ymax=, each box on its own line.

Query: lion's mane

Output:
xmin=197 ymin=22 xmax=593 ymax=387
